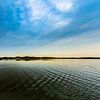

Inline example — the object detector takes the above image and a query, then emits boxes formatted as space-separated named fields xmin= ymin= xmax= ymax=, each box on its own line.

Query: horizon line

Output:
xmin=0 ymin=56 xmax=100 ymax=61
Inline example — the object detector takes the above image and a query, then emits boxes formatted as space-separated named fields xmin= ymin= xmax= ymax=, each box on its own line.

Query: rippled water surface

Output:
xmin=0 ymin=59 xmax=100 ymax=100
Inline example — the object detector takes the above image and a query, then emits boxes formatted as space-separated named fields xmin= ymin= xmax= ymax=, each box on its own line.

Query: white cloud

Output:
xmin=51 ymin=0 xmax=74 ymax=12
xmin=27 ymin=0 xmax=49 ymax=20
xmin=55 ymin=19 xmax=71 ymax=28
xmin=26 ymin=0 xmax=72 ymax=22
xmin=25 ymin=0 xmax=72 ymax=35
xmin=41 ymin=13 xmax=71 ymax=34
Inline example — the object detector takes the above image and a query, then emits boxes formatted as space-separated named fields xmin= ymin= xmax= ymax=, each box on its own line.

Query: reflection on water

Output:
xmin=0 ymin=59 xmax=100 ymax=100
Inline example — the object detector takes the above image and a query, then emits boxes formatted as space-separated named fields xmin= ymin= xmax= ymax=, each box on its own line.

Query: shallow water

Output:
xmin=0 ymin=59 xmax=100 ymax=100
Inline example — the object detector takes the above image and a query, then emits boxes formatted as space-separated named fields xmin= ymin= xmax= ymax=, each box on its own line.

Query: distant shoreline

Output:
xmin=0 ymin=56 xmax=100 ymax=61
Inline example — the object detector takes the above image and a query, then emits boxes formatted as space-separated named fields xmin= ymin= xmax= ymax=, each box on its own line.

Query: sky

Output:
xmin=0 ymin=0 xmax=100 ymax=57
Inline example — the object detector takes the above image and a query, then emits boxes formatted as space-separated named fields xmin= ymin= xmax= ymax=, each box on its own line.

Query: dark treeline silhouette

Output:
xmin=0 ymin=56 xmax=100 ymax=61
xmin=0 ymin=56 xmax=57 ymax=61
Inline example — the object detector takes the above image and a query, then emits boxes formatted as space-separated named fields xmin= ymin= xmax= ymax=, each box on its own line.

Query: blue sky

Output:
xmin=0 ymin=0 xmax=100 ymax=57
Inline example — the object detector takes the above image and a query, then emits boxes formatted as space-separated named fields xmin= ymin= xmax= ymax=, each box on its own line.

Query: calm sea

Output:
xmin=0 ymin=59 xmax=100 ymax=100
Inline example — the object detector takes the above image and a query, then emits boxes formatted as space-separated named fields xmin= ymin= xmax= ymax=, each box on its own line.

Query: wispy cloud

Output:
xmin=50 ymin=0 xmax=74 ymax=12
xmin=27 ymin=0 xmax=49 ymax=20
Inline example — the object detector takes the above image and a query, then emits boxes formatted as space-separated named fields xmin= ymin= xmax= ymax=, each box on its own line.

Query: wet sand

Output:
xmin=0 ymin=59 xmax=100 ymax=100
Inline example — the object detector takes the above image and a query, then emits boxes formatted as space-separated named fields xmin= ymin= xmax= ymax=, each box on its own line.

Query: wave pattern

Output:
xmin=0 ymin=60 xmax=100 ymax=100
